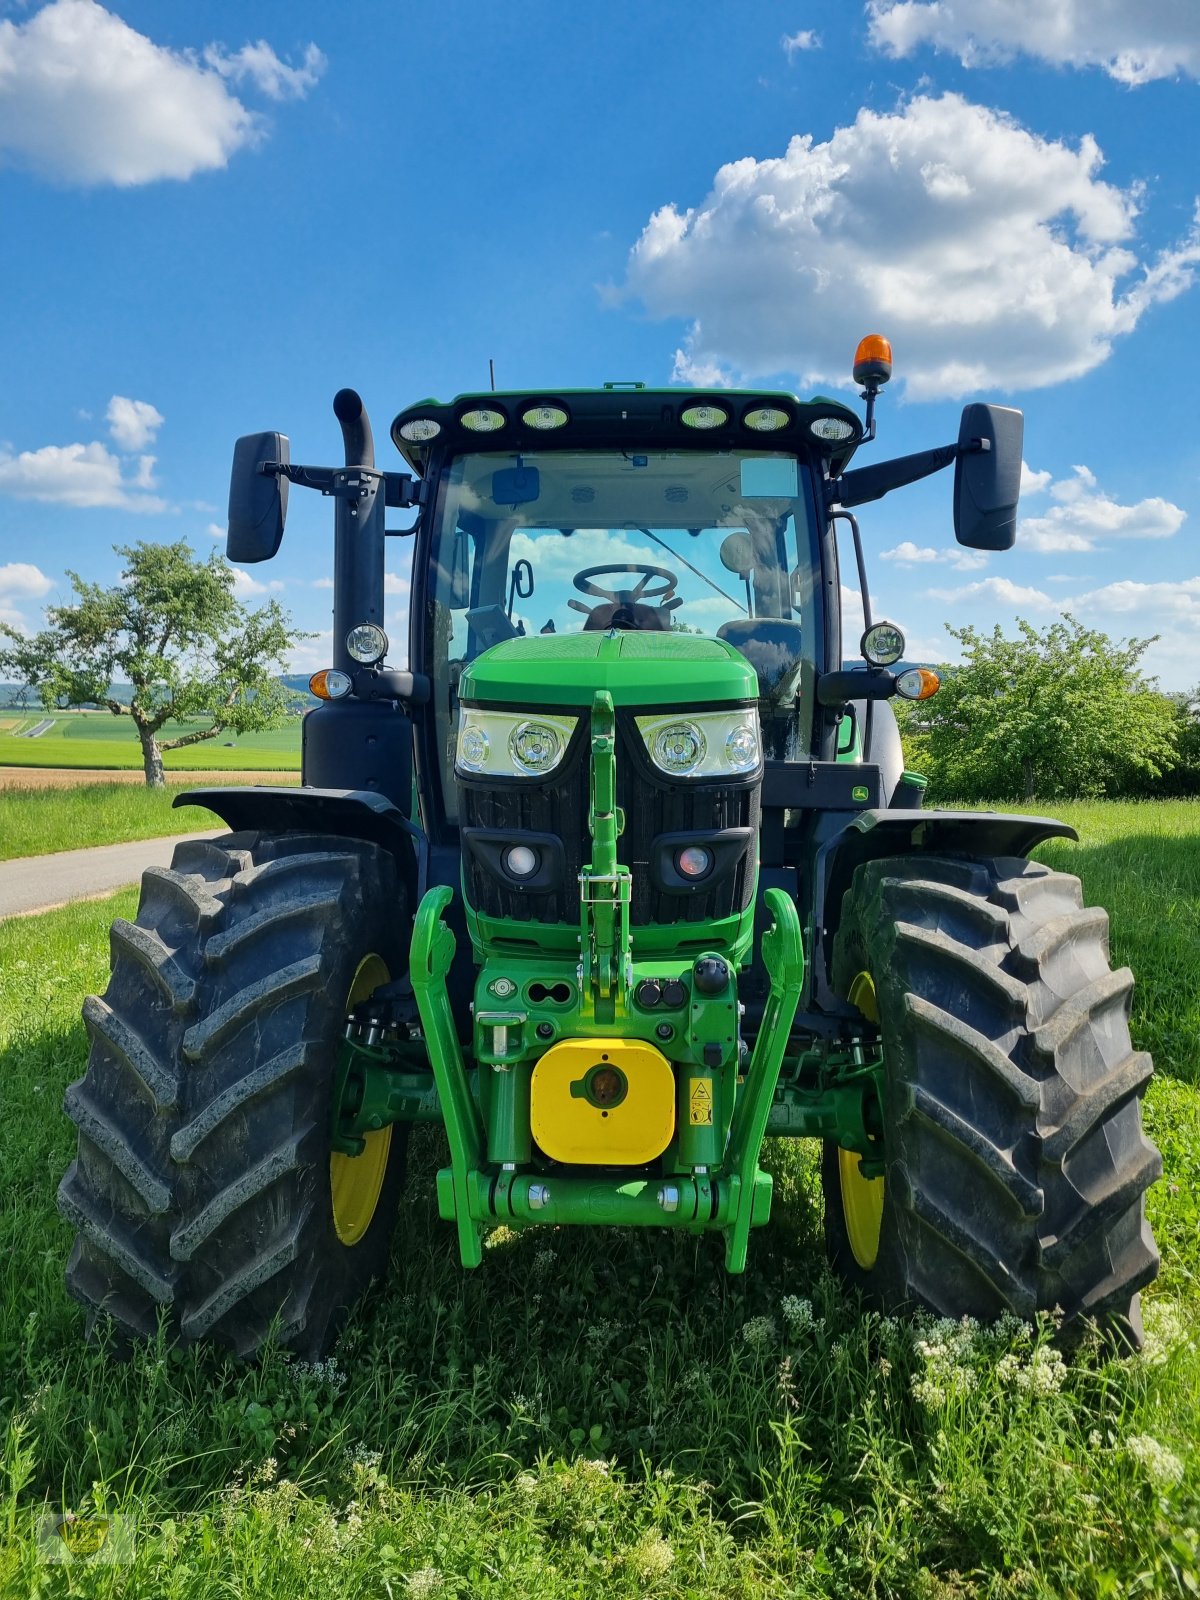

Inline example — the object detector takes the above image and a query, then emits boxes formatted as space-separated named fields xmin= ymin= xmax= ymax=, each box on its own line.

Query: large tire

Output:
xmin=824 ymin=854 xmax=1161 ymax=1337
xmin=58 ymin=831 xmax=409 ymax=1359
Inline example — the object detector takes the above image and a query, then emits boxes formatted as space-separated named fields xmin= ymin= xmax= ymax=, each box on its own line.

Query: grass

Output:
xmin=0 ymin=710 xmax=301 ymax=770
xmin=0 ymin=779 xmax=300 ymax=862
xmin=0 ymin=809 xmax=1197 ymax=1595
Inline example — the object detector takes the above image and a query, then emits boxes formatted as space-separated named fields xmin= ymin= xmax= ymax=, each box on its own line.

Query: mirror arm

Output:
xmin=827 ymin=440 xmax=964 ymax=509
xmin=257 ymin=461 xmax=427 ymax=509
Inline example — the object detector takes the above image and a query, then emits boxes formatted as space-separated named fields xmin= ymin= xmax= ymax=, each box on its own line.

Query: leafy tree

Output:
xmin=0 ymin=540 xmax=305 ymax=787
xmin=897 ymin=615 xmax=1179 ymax=801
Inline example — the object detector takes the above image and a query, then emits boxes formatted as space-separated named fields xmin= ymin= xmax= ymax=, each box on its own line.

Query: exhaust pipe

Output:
xmin=330 ymin=389 xmax=386 ymax=674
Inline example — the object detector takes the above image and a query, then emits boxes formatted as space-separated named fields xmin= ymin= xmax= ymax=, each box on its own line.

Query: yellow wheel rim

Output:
xmin=330 ymin=953 xmax=392 ymax=1247
xmin=840 ymin=970 xmax=884 ymax=1271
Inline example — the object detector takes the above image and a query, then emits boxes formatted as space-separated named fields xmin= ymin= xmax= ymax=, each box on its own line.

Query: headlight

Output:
xmin=455 ymin=708 xmax=578 ymax=778
xmin=635 ymin=708 xmax=761 ymax=779
xmin=346 ymin=624 xmax=388 ymax=664
xmin=861 ymin=621 xmax=906 ymax=666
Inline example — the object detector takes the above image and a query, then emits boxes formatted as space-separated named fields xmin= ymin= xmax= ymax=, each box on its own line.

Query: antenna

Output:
xmin=489 ymin=358 xmax=496 ymax=392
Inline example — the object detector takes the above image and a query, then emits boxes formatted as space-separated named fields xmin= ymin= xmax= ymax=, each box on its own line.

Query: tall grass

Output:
xmin=0 ymin=811 xmax=1197 ymax=1595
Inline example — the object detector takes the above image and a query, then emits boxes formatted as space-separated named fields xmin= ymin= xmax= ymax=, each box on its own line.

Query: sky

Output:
xmin=1 ymin=0 xmax=1199 ymax=685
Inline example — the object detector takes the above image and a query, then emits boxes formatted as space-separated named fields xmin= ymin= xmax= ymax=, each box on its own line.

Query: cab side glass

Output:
xmin=228 ymin=432 xmax=289 ymax=563
xmin=954 ymin=403 xmax=1023 ymax=550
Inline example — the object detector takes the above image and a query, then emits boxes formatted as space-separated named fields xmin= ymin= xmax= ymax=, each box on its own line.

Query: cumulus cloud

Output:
xmin=867 ymin=1 xmax=1200 ymax=85
xmin=0 ymin=0 xmax=323 ymax=186
xmin=623 ymin=93 xmax=1200 ymax=399
xmin=0 ymin=561 xmax=54 ymax=631
xmin=106 ymin=396 xmax=163 ymax=451
xmin=1018 ymin=465 xmax=1185 ymax=552
xmin=881 ymin=540 xmax=988 ymax=571
xmin=229 ymin=567 xmax=284 ymax=597
xmin=782 ymin=30 xmax=821 ymax=57
xmin=0 ymin=440 xmax=167 ymax=511
xmin=927 ymin=576 xmax=1056 ymax=608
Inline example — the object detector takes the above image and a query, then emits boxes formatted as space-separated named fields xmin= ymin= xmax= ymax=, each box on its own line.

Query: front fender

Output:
xmin=808 ymin=807 xmax=1078 ymax=1015
xmin=174 ymin=785 xmax=427 ymax=902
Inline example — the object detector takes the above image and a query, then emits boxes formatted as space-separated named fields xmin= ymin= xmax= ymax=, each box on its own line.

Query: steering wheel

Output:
xmin=571 ymin=563 xmax=678 ymax=605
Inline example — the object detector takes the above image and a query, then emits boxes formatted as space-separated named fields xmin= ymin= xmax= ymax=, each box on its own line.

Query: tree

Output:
xmin=897 ymin=615 xmax=1179 ymax=802
xmin=0 ymin=540 xmax=306 ymax=787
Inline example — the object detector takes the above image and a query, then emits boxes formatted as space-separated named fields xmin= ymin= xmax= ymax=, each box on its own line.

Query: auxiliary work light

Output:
xmin=398 ymin=417 xmax=441 ymax=443
xmin=861 ymin=622 xmax=906 ymax=667
xmin=521 ymin=403 xmax=569 ymax=429
xmin=345 ymin=624 xmax=388 ymax=664
xmin=460 ymin=407 xmax=506 ymax=432
xmin=810 ymin=416 xmax=856 ymax=442
xmin=743 ymin=406 xmax=790 ymax=432
xmin=680 ymin=403 xmax=729 ymax=430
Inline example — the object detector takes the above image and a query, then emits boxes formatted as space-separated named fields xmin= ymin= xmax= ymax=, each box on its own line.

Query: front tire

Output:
xmin=59 ymin=831 xmax=409 ymax=1359
xmin=824 ymin=854 xmax=1161 ymax=1337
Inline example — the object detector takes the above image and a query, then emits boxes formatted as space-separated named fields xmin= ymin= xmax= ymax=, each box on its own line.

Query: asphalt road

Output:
xmin=0 ymin=831 xmax=224 ymax=920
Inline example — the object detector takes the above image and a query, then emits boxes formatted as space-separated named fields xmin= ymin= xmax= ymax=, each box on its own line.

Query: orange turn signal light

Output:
xmin=895 ymin=667 xmax=940 ymax=701
xmin=853 ymin=333 xmax=893 ymax=388
xmin=309 ymin=669 xmax=352 ymax=701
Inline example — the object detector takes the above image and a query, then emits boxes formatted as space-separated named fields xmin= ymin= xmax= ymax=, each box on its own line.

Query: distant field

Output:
xmin=0 ymin=709 xmax=301 ymax=770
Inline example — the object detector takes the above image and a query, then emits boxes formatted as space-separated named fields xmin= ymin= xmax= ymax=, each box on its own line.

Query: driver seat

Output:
xmin=582 ymin=600 xmax=673 ymax=632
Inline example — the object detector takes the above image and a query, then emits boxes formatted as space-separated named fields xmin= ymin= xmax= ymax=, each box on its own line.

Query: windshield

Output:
xmin=423 ymin=448 xmax=822 ymax=821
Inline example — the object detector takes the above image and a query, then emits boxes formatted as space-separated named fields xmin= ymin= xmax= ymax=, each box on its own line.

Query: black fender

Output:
xmin=806 ymin=807 xmax=1078 ymax=1017
xmin=174 ymin=786 xmax=427 ymax=905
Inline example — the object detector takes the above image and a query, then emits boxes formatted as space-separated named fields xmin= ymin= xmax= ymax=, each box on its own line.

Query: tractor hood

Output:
xmin=458 ymin=630 xmax=758 ymax=710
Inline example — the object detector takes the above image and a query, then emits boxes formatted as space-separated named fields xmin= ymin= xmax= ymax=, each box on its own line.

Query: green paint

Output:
xmin=458 ymin=629 xmax=757 ymax=712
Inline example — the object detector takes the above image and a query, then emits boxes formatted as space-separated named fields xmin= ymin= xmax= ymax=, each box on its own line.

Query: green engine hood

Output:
xmin=458 ymin=630 xmax=757 ymax=710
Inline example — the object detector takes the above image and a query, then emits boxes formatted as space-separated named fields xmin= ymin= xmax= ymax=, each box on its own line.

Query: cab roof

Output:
xmin=390 ymin=385 xmax=864 ymax=476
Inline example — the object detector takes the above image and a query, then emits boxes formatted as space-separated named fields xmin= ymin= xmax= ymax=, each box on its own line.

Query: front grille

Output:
xmin=459 ymin=710 xmax=760 ymax=927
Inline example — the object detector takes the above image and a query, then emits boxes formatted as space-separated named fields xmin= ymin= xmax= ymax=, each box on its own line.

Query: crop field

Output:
xmin=0 ymin=801 xmax=1197 ymax=1595
xmin=0 ymin=710 xmax=301 ymax=771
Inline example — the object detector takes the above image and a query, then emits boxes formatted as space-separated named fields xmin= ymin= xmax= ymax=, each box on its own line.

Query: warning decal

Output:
xmin=688 ymin=1077 xmax=714 ymax=1126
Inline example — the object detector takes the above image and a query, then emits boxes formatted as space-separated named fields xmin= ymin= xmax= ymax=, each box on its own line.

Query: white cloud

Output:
xmin=229 ymin=566 xmax=284 ymax=597
xmin=0 ymin=0 xmax=322 ymax=186
xmin=0 ymin=440 xmax=167 ymax=511
xmin=311 ymin=576 xmax=333 ymax=589
xmin=0 ymin=562 xmax=54 ymax=632
xmin=927 ymin=576 xmax=1055 ymax=608
xmin=106 ymin=395 xmax=163 ymax=451
xmin=881 ymin=540 xmax=988 ymax=571
xmin=203 ymin=40 xmax=324 ymax=101
xmin=384 ymin=571 xmax=410 ymax=596
xmin=1020 ymin=460 xmax=1052 ymax=496
xmin=624 ymin=93 xmax=1200 ymax=399
xmin=207 ymin=522 xmax=225 ymax=541
xmin=782 ymin=29 xmax=821 ymax=57
xmin=1018 ymin=465 xmax=1185 ymax=553
xmin=287 ymin=629 xmax=333 ymax=675
xmin=867 ymin=1 xmax=1200 ymax=85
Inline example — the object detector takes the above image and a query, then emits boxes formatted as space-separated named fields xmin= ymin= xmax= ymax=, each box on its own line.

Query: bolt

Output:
xmin=528 ymin=1183 xmax=551 ymax=1211
xmin=536 ymin=1021 xmax=555 ymax=1040
xmin=492 ymin=976 xmax=517 ymax=999
xmin=655 ymin=1022 xmax=674 ymax=1042
xmin=657 ymin=1184 xmax=680 ymax=1213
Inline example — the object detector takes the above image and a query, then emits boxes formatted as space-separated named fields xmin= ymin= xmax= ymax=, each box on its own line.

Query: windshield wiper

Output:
xmin=636 ymin=527 xmax=747 ymax=613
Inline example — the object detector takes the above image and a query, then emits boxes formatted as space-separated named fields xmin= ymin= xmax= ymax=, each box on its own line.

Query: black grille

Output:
xmin=459 ymin=710 xmax=760 ymax=927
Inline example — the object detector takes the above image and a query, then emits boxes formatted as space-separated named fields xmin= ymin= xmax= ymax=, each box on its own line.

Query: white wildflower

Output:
xmin=405 ymin=1568 xmax=444 ymax=1598
xmin=585 ymin=1318 xmax=621 ymax=1351
xmin=741 ymin=1315 xmax=777 ymax=1350
xmin=515 ymin=1472 xmax=538 ymax=1495
xmin=632 ymin=1534 xmax=675 ymax=1579
xmin=1127 ymin=1434 xmax=1184 ymax=1489
xmin=781 ymin=1295 xmax=817 ymax=1334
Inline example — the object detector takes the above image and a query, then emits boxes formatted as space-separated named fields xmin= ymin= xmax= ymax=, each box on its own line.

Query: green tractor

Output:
xmin=59 ymin=342 xmax=1161 ymax=1358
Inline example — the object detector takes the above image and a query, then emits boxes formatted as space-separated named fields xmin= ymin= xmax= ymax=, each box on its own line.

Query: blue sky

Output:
xmin=1 ymin=0 xmax=1198 ymax=683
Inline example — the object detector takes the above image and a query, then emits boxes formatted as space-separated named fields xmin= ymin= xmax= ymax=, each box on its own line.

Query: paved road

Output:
xmin=0 ymin=831 xmax=224 ymax=920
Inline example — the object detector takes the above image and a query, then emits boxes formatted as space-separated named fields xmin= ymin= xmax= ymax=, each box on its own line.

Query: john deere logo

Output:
xmin=851 ymin=785 xmax=869 ymax=803
xmin=37 ymin=1513 xmax=134 ymax=1564
xmin=56 ymin=1517 xmax=110 ymax=1556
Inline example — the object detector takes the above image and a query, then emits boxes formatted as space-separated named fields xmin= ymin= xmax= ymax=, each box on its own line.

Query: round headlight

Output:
xmin=676 ymin=845 xmax=713 ymax=879
xmin=460 ymin=407 xmax=506 ymax=432
xmin=653 ymin=721 xmax=707 ymax=775
xmin=521 ymin=404 xmax=569 ymax=430
xmin=509 ymin=720 xmax=563 ymax=774
xmin=810 ymin=416 xmax=857 ymax=442
xmin=744 ymin=406 xmax=790 ymax=432
xmin=459 ymin=726 xmax=489 ymax=769
xmin=346 ymin=623 xmax=388 ymax=664
xmin=861 ymin=621 xmax=906 ymax=667
xmin=398 ymin=417 xmax=441 ymax=443
xmin=680 ymin=404 xmax=729 ymax=430
xmin=503 ymin=844 xmax=540 ymax=879
xmin=725 ymin=723 xmax=760 ymax=771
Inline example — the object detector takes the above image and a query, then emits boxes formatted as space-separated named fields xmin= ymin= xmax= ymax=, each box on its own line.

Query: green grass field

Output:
xmin=1 ymin=804 xmax=1196 ymax=1595
xmin=0 ymin=709 xmax=301 ymax=770
xmin=0 ymin=779 xmax=301 ymax=862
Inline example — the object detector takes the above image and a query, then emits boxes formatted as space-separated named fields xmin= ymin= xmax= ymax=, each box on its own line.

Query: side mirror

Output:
xmin=228 ymin=432 xmax=289 ymax=563
xmin=954 ymin=404 xmax=1022 ymax=550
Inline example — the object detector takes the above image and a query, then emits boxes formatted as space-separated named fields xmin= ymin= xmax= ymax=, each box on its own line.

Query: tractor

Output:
xmin=59 ymin=340 xmax=1161 ymax=1358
